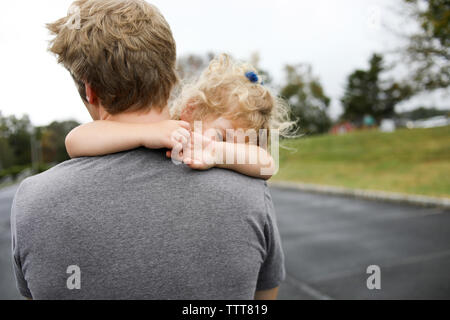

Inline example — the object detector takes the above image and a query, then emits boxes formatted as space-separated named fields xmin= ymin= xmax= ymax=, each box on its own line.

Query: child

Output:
xmin=65 ymin=54 xmax=293 ymax=179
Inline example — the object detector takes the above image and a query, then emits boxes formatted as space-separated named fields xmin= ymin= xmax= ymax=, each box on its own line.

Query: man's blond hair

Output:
xmin=47 ymin=0 xmax=177 ymax=114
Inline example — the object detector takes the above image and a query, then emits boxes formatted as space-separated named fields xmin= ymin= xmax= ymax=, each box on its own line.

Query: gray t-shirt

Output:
xmin=11 ymin=148 xmax=284 ymax=299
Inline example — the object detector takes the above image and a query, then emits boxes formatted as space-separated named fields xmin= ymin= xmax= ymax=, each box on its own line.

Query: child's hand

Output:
xmin=182 ymin=132 xmax=218 ymax=170
xmin=142 ymin=120 xmax=191 ymax=150
xmin=166 ymin=131 xmax=221 ymax=171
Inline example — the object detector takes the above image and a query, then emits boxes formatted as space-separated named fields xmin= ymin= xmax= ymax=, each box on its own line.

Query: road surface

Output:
xmin=0 ymin=185 xmax=21 ymax=299
xmin=1 ymin=184 xmax=449 ymax=299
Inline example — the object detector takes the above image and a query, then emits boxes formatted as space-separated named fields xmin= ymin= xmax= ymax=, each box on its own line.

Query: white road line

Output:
xmin=285 ymin=273 xmax=333 ymax=300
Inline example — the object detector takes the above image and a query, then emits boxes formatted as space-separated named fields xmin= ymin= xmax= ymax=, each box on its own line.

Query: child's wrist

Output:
xmin=137 ymin=123 xmax=159 ymax=148
xmin=213 ymin=141 xmax=226 ymax=166
xmin=136 ymin=124 xmax=149 ymax=147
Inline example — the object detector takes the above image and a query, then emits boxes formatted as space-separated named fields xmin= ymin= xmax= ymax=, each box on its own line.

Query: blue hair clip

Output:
xmin=245 ymin=71 xmax=259 ymax=83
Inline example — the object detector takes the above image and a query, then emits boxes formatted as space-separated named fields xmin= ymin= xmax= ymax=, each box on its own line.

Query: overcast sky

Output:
xmin=0 ymin=0 xmax=447 ymax=126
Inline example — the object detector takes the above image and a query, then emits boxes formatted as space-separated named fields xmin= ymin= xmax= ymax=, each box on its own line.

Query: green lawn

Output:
xmin=274 ymin=126 xmax=450 ymax=198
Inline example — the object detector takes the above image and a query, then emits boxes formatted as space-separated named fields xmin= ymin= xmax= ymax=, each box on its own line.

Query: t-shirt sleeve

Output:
xmin=256 ymin=187 xmax=286 ymax=291
xmin=10 ymin=189 xmax=33 ymax=299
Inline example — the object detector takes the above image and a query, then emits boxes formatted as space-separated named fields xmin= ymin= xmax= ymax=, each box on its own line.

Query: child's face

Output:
xmin=179 ymin=106 xmax=235 ymax=141
xmin=201 ymin=117 xmax=235 ymax=141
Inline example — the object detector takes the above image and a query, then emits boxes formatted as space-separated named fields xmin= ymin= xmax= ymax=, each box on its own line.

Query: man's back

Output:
xmin=11 ymin=149 xmax=284 ymax=299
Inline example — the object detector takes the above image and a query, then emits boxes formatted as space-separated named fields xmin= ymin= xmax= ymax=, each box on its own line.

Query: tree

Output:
xmin=399 ymin=0 xmax=449 ymax=92
xmin=176 ymin=53 xmax=215 ymax=81
xmin=0 ymin=114 xmax=32 ymax=166
xmin=0 ymin=113 xmax=13 ymax=170
xmin=341 ymin=54 xmax=412 ymax=123
xmin=0 ymin=137 xmax=14 ymax=171
xmin=39 ymin=120 xmax=80 ymax=163
xmin=0 ymin=111 xmax=80 ymax=173
xmin=280 ymin=64 xmax=331 ymax=134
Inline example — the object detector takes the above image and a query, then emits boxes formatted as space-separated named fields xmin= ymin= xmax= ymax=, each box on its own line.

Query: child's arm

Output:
xmin=216 ymin=142 xmax=275 ymax=180
xmin=65 ymin=120 xmax=190 ymax=158
xmin=180 ymin=133 xmax=275 ymax=180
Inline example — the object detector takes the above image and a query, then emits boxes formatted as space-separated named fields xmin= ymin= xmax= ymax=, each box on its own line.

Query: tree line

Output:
xmin=0 ymin=114 xmax=79 ymax=180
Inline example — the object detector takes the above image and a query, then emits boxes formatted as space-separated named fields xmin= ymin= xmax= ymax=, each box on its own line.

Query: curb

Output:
xmin=268 ymin=181 xmax=450 ymax=209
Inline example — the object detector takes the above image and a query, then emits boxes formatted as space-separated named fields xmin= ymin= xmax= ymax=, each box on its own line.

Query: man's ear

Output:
xmin=83 ymin=83 xmax=102 ymax=120
xmin=180 ymin=102 xmax=196 ymax=121
xmin=85 ymin=83 xmax=98 ymax=105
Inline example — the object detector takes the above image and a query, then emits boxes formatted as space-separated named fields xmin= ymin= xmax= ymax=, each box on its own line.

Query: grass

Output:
xmin=274 ymin=126 xmax=450 ymax=198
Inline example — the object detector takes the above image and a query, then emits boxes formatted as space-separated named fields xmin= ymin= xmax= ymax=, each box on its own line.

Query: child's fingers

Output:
xmin=176 ymin=128 xmax=191 ymax=142
xmin=183 ymin=157 xmax=199 ymax=165
xmin=170 ymin=141 xmax=184 ymax=162
xmin=183 ymin=158 xmax=206 ymax=170
xmin=188 ymin=162 xmax=202 ymax=170
xmin=172 ymin=130 xmax=189 ymax=147
xmin=192 ymin=131 xmax=213 ymax=147
xmin=183 ymin=157 xmax=194 ymax=165
xmin=188 ymin=162 xmax=204 ymax=170
xmin=191 ymin=131 xmax=204 ymax=140
xmin=190 ymin=131 xmax=210 ymax=150
xmin=177 ymin=121 xmax=191 ymax=130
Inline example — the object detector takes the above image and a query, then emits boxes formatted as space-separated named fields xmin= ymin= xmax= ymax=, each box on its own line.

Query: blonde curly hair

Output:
xmin=171 ymin=54 xmax=294 ymax=137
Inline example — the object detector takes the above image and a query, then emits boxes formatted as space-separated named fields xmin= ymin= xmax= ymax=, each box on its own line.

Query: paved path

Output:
xmin=0 ymin=185 xmax=21 ymax=299
xmin=273 ymin=188 xmax=450 ymax=299
xmin=1 ymin=185 xmax=449 ymax=299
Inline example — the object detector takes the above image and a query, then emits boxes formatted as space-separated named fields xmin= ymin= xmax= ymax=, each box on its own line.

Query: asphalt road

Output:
xmin=0 ymin=185 xmax=21 ymax=299
xmin=1 ymin=184 xmax=449 ymax=300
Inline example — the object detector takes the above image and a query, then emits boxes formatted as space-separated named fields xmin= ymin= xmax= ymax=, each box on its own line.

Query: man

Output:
xmin=11 ymin=0 xmax=285 ymax=299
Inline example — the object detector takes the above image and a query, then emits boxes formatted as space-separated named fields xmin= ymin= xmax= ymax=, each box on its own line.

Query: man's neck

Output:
xmin=102 ymin=107 xmax=171 ymax=124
